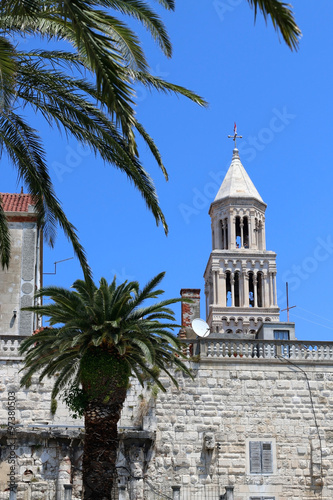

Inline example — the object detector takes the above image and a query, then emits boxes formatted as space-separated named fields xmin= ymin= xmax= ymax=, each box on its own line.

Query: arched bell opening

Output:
xmin=248 ymin=272 xmax=254 ymax=307
xmin=221 ymin=218 xmax=229 ymax=249
xmin=243 ymin=216 xmax=249 ymax=248
xmin=226 ymin=271 xmax=232 ymax=307
xmin=235 ymin=216 xmax=241 ymax=248
xmin=257 ymin=272 xmax=263 ymax=308
xmin=234 ymin=272 xmax=240 ymax=307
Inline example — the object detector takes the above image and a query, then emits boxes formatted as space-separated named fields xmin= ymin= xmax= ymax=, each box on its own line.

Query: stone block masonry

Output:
xmin=142 ymin=358 xmax=333 ymax=500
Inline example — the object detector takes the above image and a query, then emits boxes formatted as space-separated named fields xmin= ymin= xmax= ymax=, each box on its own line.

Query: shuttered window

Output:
xmin=250 ymin=497 xmax=275 ymax=500
xmin=249 ymin=441 xmax=273 ymax=474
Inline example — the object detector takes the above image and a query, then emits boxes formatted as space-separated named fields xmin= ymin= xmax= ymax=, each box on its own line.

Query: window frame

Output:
xmin=246 ymin=438 xmax=276 ymax=475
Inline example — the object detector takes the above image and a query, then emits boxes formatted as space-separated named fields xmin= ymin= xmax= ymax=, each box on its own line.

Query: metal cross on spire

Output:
xmin=228 ymin=122 xmax=242 ymax=149
xmin=281 ymin=282 xmax=296 ymax=321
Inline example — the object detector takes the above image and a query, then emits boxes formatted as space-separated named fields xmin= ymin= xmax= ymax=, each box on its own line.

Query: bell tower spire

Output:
xmin=204 ymin=130 xmax=279 ymax=337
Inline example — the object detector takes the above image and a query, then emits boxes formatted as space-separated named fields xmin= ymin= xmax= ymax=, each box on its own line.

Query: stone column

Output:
xmin=213 ymin=270 xmax=218 ymax=304
xmin=229 ymin=213 xmax=236 ymax=250
xmin=222 ymin=220 xmax=227 ymax=249
xmin=205 ymin=281 xmax=209 ymax=319
xmin=269 ymin=273 xmax=273 ymax=306
xmin=215 ymin=220 xmax=219 ymax=249
xmin=213 ymin=219 xmax=221 ymax=249
xmin=56 ymin=456 xmax=71 ymax=500
xmin=247 ymin=216 xmax=252 ymax=249
xmin=273 ymin=272 xmax=277 ymax=306
xmin=218 ymin=271 xmax=226 ymax=307
xmin=261 ymin=216 xmax=266 ymax=250
xmin=262 ymin=271 xmax=268 ymax=308
xmin=240 ymin=217 xmax=244 ymax=248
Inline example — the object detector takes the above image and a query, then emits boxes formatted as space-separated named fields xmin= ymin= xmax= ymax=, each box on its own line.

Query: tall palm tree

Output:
xmin=0 ymin=0 xmax=206 ymax=275
xmin=19 ymin=272 xmax=192 ymax=499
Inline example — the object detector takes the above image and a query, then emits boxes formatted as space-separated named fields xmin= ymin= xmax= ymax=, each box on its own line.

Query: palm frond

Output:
xmin=247 ymin=0 xmax=301 ymax=51
xmin=20 ymin=272 xmax=193 ymax=403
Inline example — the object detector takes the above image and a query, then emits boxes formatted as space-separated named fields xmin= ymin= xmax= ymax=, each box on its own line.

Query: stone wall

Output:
xmin=2 ymin=351 xmax=333 ymax=500
xmin=0 ymin=226 xmax=23 ymax=336
xmin=0 ymin=222 xmax=40 ymax=337
xmin=0 ymin=359 xmax=84 ymax=499
xmin=143 ymin=358 xmax=333 ymax=500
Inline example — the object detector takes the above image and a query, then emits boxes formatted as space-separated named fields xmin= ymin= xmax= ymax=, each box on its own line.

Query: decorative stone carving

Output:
xmin=203 ymin=432 xmax=215 ymax=451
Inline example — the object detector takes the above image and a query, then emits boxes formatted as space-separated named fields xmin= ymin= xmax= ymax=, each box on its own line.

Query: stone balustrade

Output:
xmin=2 ymin=334 xmax=333 ymax=364
xmin=183 ymin=338 xmax=333 ymax=362
xmin=0 ymin=335 xmax=25 ymax=358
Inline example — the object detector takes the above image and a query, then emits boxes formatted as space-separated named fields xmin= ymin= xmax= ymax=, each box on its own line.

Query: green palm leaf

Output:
xmin=247 ymin=0 xmax=301 ymax=51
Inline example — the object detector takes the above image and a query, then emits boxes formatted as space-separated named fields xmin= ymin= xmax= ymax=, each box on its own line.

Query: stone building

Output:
xmin=0 ymin=193 xmax=83 ymax=500
xmin=1 ymin=145 xmax=333 ymax=500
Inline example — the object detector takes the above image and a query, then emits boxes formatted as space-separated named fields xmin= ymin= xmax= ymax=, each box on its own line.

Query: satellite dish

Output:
xmin=192 ymin=318 xmax=210 ymax=338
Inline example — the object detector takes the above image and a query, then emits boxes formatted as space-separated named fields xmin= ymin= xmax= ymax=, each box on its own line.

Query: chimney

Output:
xmin=179 ymin=289 xmax=200 ymax=339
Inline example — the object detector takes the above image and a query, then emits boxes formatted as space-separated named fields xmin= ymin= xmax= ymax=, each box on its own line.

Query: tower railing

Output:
xmin=182 ymin=338 xmax=333 ymax=362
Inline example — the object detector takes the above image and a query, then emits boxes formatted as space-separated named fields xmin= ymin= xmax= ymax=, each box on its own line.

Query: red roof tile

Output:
xmin=0 ymin=193 xmax=37 ymax=213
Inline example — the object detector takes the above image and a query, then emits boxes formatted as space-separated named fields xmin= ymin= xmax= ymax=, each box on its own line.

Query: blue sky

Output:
xmin=3 ymin=1 xmax=333 ymax=341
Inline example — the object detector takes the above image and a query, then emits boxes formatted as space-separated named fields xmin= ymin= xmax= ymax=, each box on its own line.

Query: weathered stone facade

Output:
xmin=0 ymin=357 xmax=84 ymax=500
xmin=141 ymin=351 xmax=333 ymax=499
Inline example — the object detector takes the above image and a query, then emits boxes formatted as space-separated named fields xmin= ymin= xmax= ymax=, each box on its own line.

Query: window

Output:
xmin=249 ymin=441 xmax=273 ymax=474
xmin=274 ymin=330 xmax=290 ymax=356
xmin=250 ymin=497 xmax=275 ymax=500
xmin=273 ymin=330 xmax=289 ymax=340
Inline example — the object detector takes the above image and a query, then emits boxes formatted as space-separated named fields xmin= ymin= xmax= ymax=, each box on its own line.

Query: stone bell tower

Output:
xmin=204 ymin=132 xmax=279 ymax=337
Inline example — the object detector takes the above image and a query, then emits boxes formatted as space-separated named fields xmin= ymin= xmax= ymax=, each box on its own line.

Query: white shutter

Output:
xmin=249 ymin=441 xmax=262 ymax=473
xmin=261 ymin=442 xmax=273 ymax=473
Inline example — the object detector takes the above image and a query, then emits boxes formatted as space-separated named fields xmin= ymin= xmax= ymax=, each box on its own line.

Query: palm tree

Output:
xmin=0 ymin=0 xmax=206 ymax=275
xmin=19 ymin=272 xmax=192 ymax=499
xmin=247 ymin=0 xmax=301 ymax=51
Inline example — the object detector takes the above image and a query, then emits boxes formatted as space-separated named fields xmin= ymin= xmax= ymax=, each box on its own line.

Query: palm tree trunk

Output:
xmin=82 ymin=387 xmax=127 ymax=500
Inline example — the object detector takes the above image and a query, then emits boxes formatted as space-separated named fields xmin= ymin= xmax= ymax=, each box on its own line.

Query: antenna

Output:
xmin=43 ymin=257 xmax=74 ymax=275
xmin=192 ymin=318 xmax=210 ymax=338
xmin=281 ymin=282 xmax=296 ymax=321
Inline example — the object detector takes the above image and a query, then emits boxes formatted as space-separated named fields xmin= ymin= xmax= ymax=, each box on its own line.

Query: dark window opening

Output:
xmin=257 ymin=272 xmax=263 ymax=308
xmin=221 ymin=219 xmax=229 ymax=250
xmin=249 ymin=272 xmax=254 ymax=307
xmin=235 ymin=216 xmax=241 ymax=247
xmin=243 ymin=216 xmax=249 ymax=248
xmin=226 ymin=271 xmax=232 ymax=307
xmin=220 ymin=219 xmax=228 ymax=250
xmin=225 ymin=219 xmax=228 ymax=249
xmin=234 ymin=272 xmax=240 ymax=307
